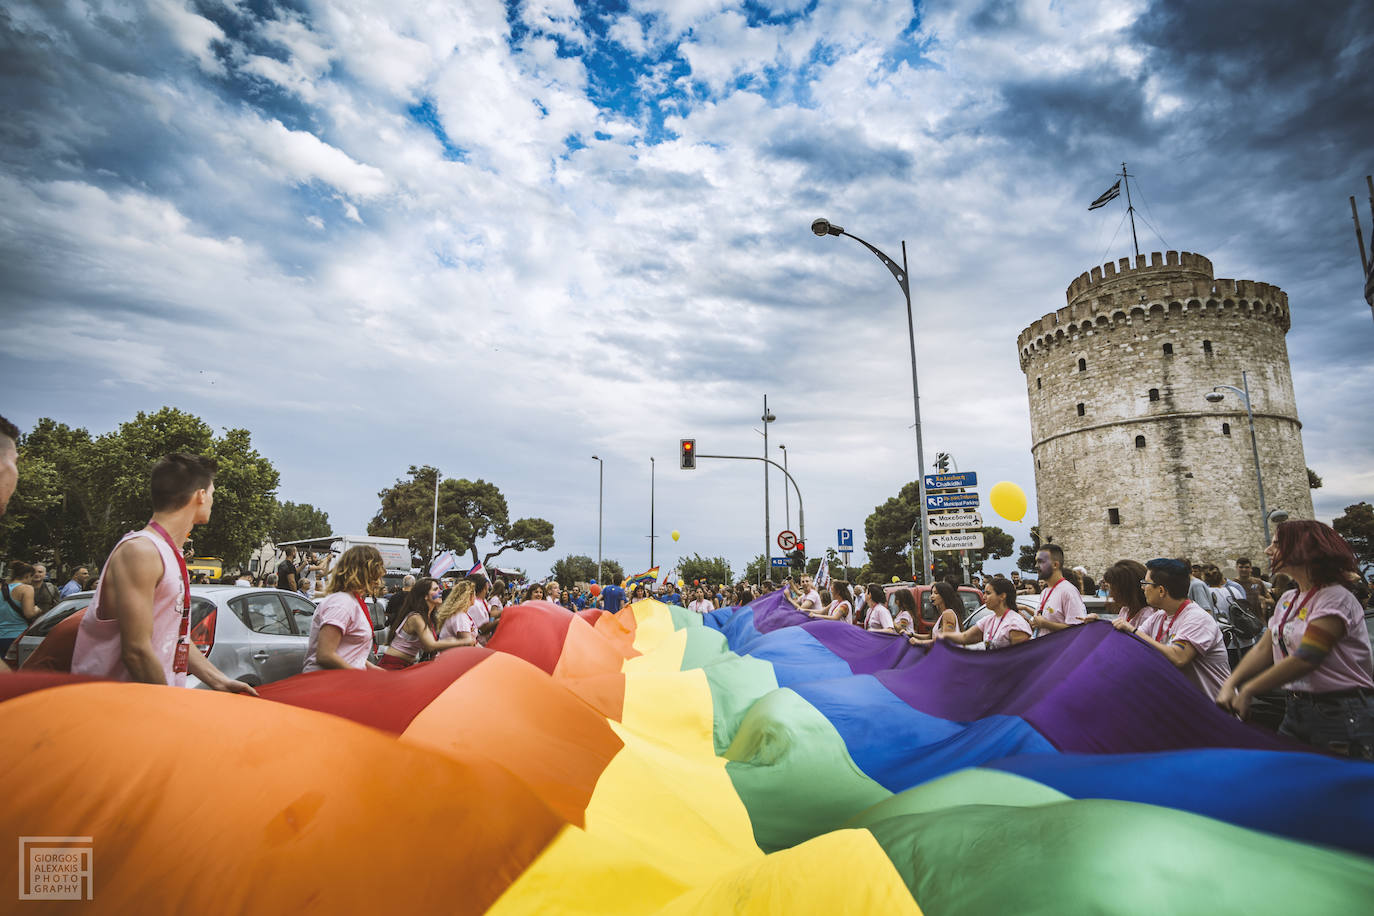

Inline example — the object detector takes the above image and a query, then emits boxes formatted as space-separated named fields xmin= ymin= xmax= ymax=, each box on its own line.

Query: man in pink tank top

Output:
xmin=71 ymin=453 xmax=257 ymax=694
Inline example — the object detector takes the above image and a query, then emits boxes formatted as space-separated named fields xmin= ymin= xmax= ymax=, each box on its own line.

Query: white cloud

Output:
xmin=234 ymin=117 xmax=389 ymax=199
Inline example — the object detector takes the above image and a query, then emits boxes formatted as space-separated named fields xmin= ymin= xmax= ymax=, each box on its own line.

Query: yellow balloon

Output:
xmin=891 ymin=575 xmax=900 ymax=583
xmin=677 ymin=579 xmax=685 ymax=588
xmin=989 ymin=480 xmax=1028 ymax=522
xmin=671 ymin=530 xmax=680 ymax=542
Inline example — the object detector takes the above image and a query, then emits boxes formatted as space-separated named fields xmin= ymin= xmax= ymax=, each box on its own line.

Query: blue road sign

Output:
xmin=924 ymin=471 xmax=978 ymax=490
xmin=926 ymin=492 xmax=981 ymax=510
xmin=770 ymin=557 xmax=789 ymax=568
xmin=837 ymin=528 xmax=854 ymax=548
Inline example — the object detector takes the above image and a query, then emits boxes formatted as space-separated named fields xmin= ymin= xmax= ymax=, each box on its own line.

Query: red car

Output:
xmin=882 ymin=583 xmax=984 ymax=635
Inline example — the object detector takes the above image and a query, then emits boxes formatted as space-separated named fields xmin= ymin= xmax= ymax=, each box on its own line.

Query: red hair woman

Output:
xmin=1217 ymin=520 xmax=1373 ymax=757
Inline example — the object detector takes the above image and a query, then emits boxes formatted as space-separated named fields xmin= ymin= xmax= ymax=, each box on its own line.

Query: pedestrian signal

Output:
xmin=679 ymin=439 xmax=696 ymax=470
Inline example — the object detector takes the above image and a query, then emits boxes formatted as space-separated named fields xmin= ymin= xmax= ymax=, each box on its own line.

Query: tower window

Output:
xmin=1078 ymin=358 xmax=1087 ymax=372
xmin=1162 ymin=343 xmax=1174 ymax=356
xmin=1203 ymin=340 xmax=1213 ymax=355
xmin=1108 ymin=508 xmax=1121 ymax=525
xmin=1135 ymin=435 xmax=1146 ymax=449
xmin=1076 ymin=402 xmax=1085 ymax=416
xmin=1148 ymin=388 xmax=1160 ymax=401
xmin=1222 ymin=423 xmax=1231 ymax=436
xmin=1037 ymin=377 xmax=1042 ymax=389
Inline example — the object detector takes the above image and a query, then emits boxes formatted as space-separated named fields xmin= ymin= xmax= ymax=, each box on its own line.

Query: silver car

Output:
xmin=13 ymin=586 xmax=327 ymax=689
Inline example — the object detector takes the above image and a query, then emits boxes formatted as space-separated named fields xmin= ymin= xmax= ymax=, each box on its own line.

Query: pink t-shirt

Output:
xmin=866 ymin=603 xmax=895 ymax=631
xmin=72 ymin=529 xmax=186 ymax=685
xmin=980 ymin=609 xmax=1032 ymax=649
xmin=1151 ymin=602 xmax=1229 ymax=699
xmin=303 ymin=592 xmax=373 ymax=672
xmin=1116 ymin=605 xmax=1160 ymax=632
xmin=468 ymin=597 xmax=490 ymax=630
xmin=1270 ymin=585 xmax=1374 ymax=693
xmin=438 ymin=611 xmax=473 ymax=641
xmin=1038 ymin=579 xmax=1086 ymax=626
xmin=892 ymin=609 xmax=912 ymax=632
xmin=688 ymin=600 xmax=713 ymax=614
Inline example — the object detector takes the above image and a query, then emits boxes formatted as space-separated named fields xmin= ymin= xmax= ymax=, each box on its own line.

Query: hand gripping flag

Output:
xmin=1088 ymin=179 xmax=1121 ymax=210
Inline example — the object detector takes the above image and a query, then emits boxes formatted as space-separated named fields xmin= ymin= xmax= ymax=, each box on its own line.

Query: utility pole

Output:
xmin=761 ymin=395 xmax=776 ymax=580
xmin=649 ymin=456 xmax=656 ymax=568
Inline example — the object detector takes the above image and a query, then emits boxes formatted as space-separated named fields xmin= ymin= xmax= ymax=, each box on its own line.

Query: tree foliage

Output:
xmin=0 ymin=409 xmax=279 ymax=570
xmin=1307 ymin=467 xmax=1323 ymax=489
xmin=368 ymin=467 xmax=555 ymax=567
xmin=1333 ymin=502 xmax=1374 ymax=573
xmin=269 ymin=500 xmax=331 ymax=544
xmin=744 ymin=554 xmax=770 ymax=584
xmin=1016 ymin=525 xmax=1044 ymax=574
xmin=676 ymin=553 xmax=732 ymax=587
xmin=550 ymin=554 xmax=624 ymax=587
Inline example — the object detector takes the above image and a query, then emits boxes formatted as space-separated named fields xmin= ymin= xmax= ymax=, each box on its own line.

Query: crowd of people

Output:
xmin=0 ymin=430 xmax=1369 ymax=759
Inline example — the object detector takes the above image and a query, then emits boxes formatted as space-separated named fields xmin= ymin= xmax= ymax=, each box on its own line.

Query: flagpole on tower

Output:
xmin=1122 ymin=162 xmax=1140 ymax=259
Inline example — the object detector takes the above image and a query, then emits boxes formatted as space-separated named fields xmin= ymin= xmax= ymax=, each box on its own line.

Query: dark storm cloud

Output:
xmin=763 ymin=126 xmax=913 ymax=184
xmin=991 ymin=71 xmax=1155 ymax=161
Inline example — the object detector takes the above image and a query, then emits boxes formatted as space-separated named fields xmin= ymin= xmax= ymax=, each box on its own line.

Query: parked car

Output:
xmin=883 ymin=583 xmax=984 ymax=635
xmin=6 ymin=592 xmax=94 ymax=669
xmin=12 ymin=586 xmax=380 ymax=688
xmin=961 ymin=594 xmax=1109 ymax=632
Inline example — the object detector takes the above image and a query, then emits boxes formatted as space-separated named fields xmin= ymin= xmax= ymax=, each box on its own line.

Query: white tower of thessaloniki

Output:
xmin=1016 ymin=250 xmax=1313 ymax=579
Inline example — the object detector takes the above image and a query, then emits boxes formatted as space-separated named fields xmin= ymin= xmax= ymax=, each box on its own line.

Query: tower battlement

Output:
xmin=1066 ymin=251 xmax=1213 ymax=303
xmin=1018 ymin=273 xmax=1290 ymax=367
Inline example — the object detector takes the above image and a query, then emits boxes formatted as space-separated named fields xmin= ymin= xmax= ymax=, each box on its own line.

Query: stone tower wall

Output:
xmin=1016 ymin=251 xmax=1314 ymax=578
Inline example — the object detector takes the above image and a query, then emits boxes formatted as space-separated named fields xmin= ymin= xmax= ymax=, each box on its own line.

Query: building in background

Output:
xmin=1017 ymin=250 xmax=1313 ymax=577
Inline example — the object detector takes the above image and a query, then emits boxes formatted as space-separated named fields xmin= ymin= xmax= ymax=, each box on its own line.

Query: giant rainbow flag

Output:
xmin=2 ymin=589 xmax=1372 ymax=912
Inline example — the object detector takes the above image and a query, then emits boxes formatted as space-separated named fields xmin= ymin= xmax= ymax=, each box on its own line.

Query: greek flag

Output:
xmin=429 ymin=550 xmax=459 ymax=578
xmin=1088 ymin=179 xmax=1121 ymax=210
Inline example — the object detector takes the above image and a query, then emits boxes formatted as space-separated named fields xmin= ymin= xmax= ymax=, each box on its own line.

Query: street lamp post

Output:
xmin=1205 ymin=371 xmax=1270 ymax=543
xmin=649 ymin=457 xmax=656 ymax=568
xmin=762 ymin=396 xmax=776 ymax=580
xmin=591 ymin=455 xmax=603 ymax=583
xmin=812 ymin=218 xmax=933 ymax=584
xmin=778 ymin=444 xmax=790 ymax=532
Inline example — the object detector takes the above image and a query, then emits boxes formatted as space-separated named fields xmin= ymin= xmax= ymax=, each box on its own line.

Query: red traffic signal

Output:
xmin=680 ymin=439 xmax=696 ymax=470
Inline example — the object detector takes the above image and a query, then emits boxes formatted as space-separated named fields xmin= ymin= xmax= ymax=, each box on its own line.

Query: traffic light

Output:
xmin=788 ymin=548 xmax=806 ymax=570
xmin=934 ymin=452 xmax=951 ymax=473
xmin=680 ymin=439 xmax=696 ymax=469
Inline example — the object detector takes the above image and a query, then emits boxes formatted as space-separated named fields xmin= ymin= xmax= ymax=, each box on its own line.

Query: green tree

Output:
xmin=1017 ymin=525 xmax=1044 ymax=574
xmin=863 ymin=480 xmax=924 ymax=583
xmin=369 ymin=468 xmax=555 ymax=567
xmin=744 ymin=554 xmax=769 ymax=584
xmin=1307 ymin=467 xmax=1323 ymax=489
xmin=677 ymin=553 xmax=732 ymax=587
xmin=1 ymin=410 xmax=278 ymax=570
xmin=269 ymin=500 xmax=331 ymax=544
xmin=552 ymin=554 xmax=596 ymax=587
xmin=1333 ymin=502 xmax=1374 ymax=574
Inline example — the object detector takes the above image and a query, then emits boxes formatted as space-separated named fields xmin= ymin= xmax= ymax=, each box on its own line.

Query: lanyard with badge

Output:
xmin=353 ymin=593 xmax=377 ymax=652
xmin=1152 ymin=600 xmax=1192 ymax=644
xmin=1273 ymin=589 xmax=1317 ymax=658
xmin=1032 ymin=579 xmax=1062 ymax=636
xmin=147 ymin=521 xmax=192 ymax=687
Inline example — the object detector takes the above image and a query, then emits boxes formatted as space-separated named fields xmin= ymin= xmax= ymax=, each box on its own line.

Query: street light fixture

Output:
xmin=1205 ymin=371 xmax=1271 ymax=543
xmin=812 ymin=217 xmax=933 ymax=584
xmin=762 ymin=396 xmax=776 ymax=581
xmin=591 ymin=455 xmax=603 ymax=584
xmin=778 ymin=444 xmax=790 ymax=533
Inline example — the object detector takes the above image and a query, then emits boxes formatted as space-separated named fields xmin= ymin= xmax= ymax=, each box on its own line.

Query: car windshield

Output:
xmin=30 ymin=596 xmax=91 ymax=637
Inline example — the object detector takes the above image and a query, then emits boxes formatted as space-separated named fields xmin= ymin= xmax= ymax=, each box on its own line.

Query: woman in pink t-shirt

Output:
xmin=379 ymin=577 xmax=470 ymax=669
xmin=1218 ymin=520 xmax=1374 ymax=758
xmin=302 ymin=546 xmax=386 ymax=673
xmin=937 ymin=579 xmax=1032 ymax=650
xmin=1097 ymin=560 xmax=1158 ymax=632
xmin=435 ymin=579 xmax=478 ymax=650
xmin=808 ymin=581 xmax=853 ymax=622
xmin=891 ymin=588 xmax=917 ymax=635
xmin=908 ymin=583 xmax=962 ymax=647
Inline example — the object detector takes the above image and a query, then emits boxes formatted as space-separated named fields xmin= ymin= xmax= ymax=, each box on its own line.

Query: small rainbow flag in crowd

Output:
xmin=624 ymin=566 xmax=659 ymax=588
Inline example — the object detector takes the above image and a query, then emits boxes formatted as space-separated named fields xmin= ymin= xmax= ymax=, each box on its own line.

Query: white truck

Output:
xmin=274 ymin=534 xmax=416 ymax=592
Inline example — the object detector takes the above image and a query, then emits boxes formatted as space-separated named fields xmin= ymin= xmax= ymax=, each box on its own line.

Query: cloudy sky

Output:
xmin=2 ymin=0 xmax=1371 ymax=579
